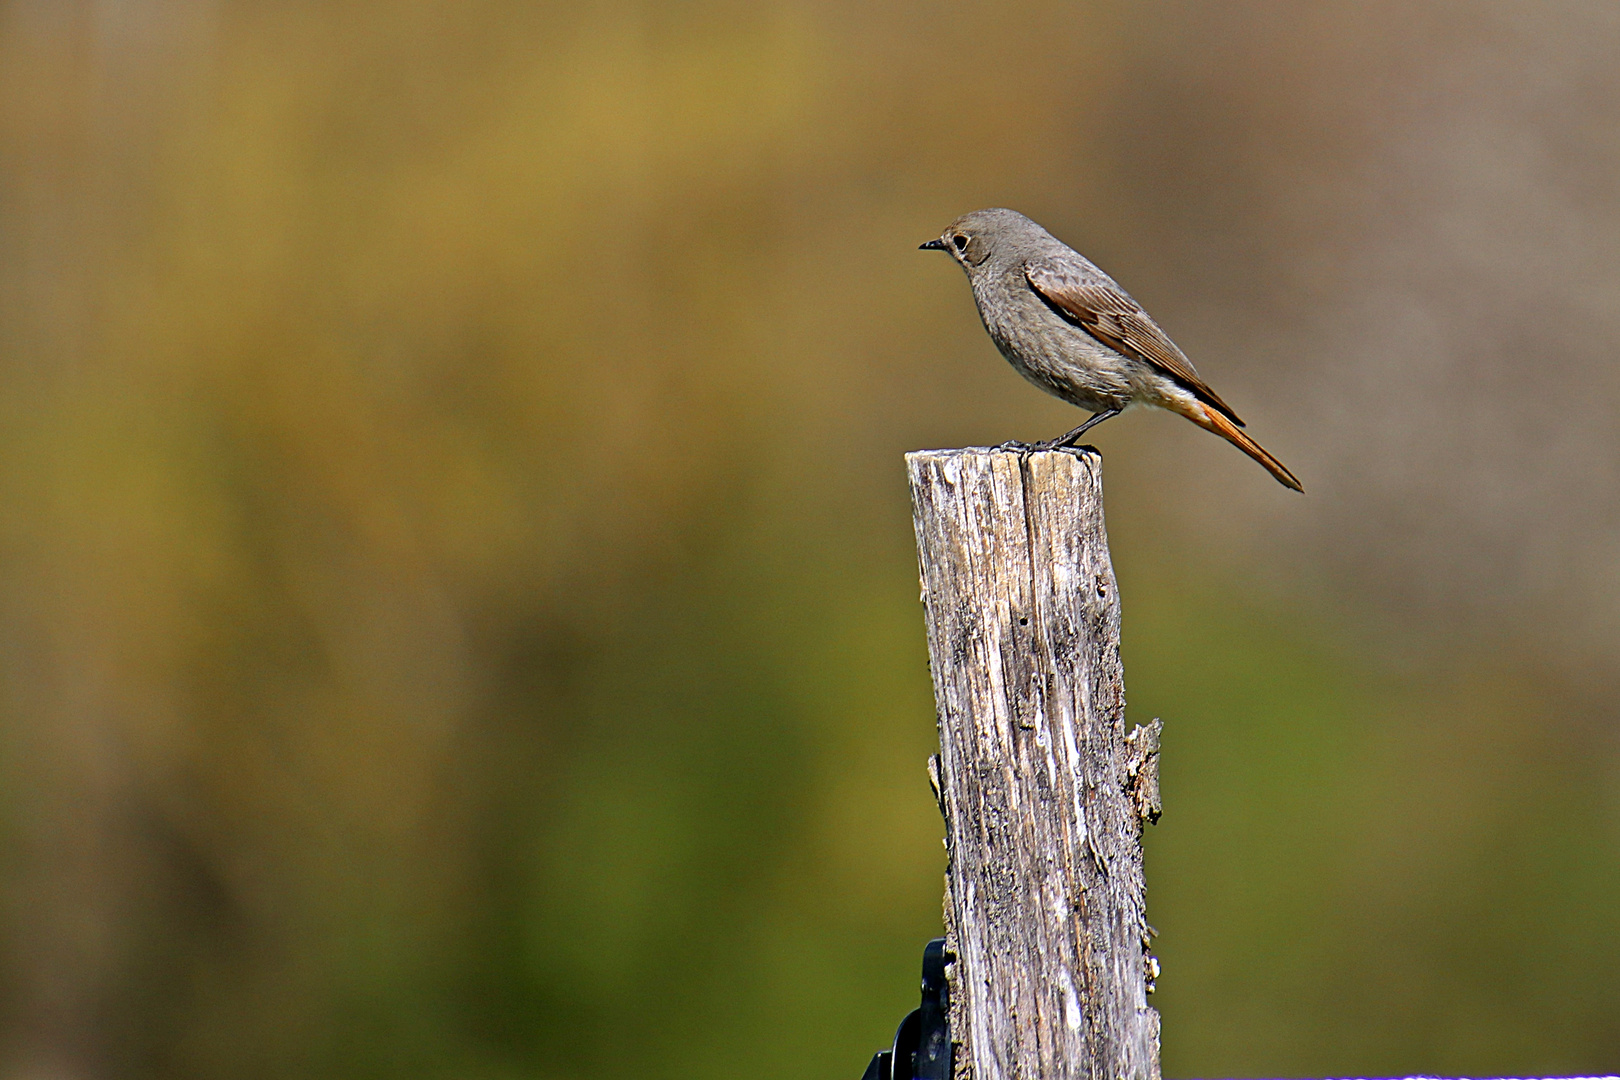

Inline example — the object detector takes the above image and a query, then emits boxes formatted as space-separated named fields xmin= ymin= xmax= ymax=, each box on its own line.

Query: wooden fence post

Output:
xmin=907 ymin=447 xmax=1161 ymax=1080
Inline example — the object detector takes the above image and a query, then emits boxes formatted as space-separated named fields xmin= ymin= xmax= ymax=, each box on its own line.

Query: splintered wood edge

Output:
xmin=905 ymin=445 xmax=1102 ymax=461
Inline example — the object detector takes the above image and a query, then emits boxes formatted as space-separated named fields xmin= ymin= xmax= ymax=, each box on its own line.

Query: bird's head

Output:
xmin=920 ymin=208 xmax=1039 ymax=271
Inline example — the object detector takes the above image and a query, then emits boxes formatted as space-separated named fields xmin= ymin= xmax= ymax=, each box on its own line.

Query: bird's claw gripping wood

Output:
xmin=1032 ymin=408 xmax=1122 ymax=452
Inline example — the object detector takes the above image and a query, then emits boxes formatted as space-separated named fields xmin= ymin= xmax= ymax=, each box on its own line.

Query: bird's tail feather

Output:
xmin=1182 ymin=401 xmax=1304 ymax=492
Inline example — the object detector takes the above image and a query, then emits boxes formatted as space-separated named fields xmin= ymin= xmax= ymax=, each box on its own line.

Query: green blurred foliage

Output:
xmin=0 ymin=2 xmax=1617 ymax=1078
xmin=1121 ymin=544 xmax=1620 ymax=1076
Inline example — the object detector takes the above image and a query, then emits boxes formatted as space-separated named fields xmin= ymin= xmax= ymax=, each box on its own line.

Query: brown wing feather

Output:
xmin=1024 ymin=261 xmax=1242 ymax=426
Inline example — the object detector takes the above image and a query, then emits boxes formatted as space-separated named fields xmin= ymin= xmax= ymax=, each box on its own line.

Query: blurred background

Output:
xmin=2 ymin=1 xmax=1620 ymax=1077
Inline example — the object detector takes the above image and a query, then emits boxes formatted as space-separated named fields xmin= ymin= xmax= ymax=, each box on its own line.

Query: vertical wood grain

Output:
xmin=908 ymin=447 xmax=1160 ymax=1080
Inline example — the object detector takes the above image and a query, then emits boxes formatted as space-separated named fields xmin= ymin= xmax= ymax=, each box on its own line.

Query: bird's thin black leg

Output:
xmin=1033 ymin=408 xmax=1121 ymax=452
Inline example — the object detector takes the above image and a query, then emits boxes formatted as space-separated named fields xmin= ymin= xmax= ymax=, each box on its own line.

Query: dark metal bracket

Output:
xmin=859 ymin=938 xmax=953 ymax=1080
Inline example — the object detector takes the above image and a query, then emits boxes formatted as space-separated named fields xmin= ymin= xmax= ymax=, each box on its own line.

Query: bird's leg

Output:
xmin=1032 ymin=408 xmax=1121 ymax=452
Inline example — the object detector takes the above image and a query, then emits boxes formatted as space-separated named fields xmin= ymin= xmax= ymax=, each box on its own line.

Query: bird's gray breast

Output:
xmin=969 ymin=264 xmax=1133 ymax=412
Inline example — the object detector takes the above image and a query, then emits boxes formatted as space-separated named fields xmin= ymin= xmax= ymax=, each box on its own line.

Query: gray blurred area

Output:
xmin=2 ymin=2 xmax=1619 ymax=1078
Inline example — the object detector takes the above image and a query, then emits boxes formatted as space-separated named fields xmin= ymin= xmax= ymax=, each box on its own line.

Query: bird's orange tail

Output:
xmin=1181 ymin=401 xmax=1304 ymax=492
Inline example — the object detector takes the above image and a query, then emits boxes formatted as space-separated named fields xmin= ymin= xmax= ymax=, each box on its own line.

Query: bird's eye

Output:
xmin=951 ymin=234 xmax=969 ymax=252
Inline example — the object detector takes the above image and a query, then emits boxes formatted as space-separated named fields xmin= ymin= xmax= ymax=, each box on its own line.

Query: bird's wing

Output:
xmin=1024 ymin=259 xmax=1242 ymax=425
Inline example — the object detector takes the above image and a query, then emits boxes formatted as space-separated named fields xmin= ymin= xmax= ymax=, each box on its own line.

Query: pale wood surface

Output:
xmin=908 ymin=447 xmax=1161 ymax=1080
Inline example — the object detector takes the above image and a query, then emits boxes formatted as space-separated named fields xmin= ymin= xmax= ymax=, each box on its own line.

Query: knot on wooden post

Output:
xmin=1125 ymin=720 xmax=1163 ymax=826
xmin=907 ymin=447 xmax=1160 ymax=1080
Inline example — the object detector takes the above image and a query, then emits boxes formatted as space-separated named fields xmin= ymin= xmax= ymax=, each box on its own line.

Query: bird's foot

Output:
xmin=993 ymin=439 xmax=1035 ymax=453
xmin=1026 ymin=410 xmax=1122 ymax=454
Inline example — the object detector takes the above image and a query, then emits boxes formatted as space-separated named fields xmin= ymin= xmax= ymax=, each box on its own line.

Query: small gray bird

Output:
xmin=922 ymin=208 xmax=1302 ymax=491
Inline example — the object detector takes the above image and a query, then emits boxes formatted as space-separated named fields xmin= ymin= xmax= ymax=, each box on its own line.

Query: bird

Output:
xmin=921 ymin=208 xmax=1302 ymax=492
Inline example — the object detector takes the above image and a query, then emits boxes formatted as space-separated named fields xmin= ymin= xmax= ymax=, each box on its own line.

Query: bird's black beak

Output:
xmin=919 ymin=238 xmax=947 ymax=251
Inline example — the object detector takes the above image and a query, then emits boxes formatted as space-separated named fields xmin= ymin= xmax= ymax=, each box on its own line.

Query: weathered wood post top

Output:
xmin=907 ymin=446 xmax=1161 ymax=1080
